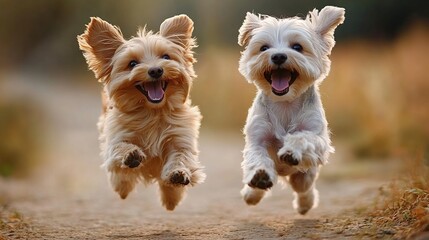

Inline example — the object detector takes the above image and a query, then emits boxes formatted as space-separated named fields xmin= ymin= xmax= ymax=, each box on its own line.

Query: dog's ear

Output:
xmin=307 ymin=6 xmax=345 ymax=53
xmin=238 ymin=12 xmax=261 ymax=47
xmin=77 ymin=17 xmax=124 ymax=83
xmin=160 ymin=14 xmax=195 ymax=49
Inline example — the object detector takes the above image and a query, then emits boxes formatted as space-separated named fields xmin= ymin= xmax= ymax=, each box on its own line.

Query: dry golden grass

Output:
xmin=324 ymin=23 xmax=429 ymax=159
xmin=368 ymin=154 xmax=429 ymax=238
xmin=192 ymin=48 xmax=254 ymax=131
xmin=315 ymin=154 xmax=429 ymax=239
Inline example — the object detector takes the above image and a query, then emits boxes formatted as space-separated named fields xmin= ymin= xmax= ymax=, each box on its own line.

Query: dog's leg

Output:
xmin=241 ymin=102 xmax=278 ymax=204
xmin=108 ymin=170 xmax=139 ymax=199
xmin=241 ymin=184 xmax=268 ymax=205
xmin=158 ymin=151 xmax=203 ymax=211
xmin=158 ymin=111 xmax=204 ymax=210
xmin=241 ymin=146 xmax=276 ymax=204
xmin=159 ymin=155 xmax=189 ymax=211
xmin=161 ymin=108 xmax=205 ymax=187
xmin=161 ymin=150 xmax=205 ymax=186
xmin=160 ymin=118 xmax=205 ymax=186
xmin=288 ymin=166 xmax=319 ymax=214
xmin=103 ymin=142 xmax=146 ymax=199
xmin=278 ymin=131 xmax=333 ymax=172
xmin=158 ymin=182 xmax=186 ymax=211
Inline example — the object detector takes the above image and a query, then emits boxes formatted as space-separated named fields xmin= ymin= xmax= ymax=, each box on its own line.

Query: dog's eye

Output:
xmin=162 ymin=54 xmax=170 ymax=60
xmin=129 ymin=60 xmax=138 ymax=68
xmin=292 ymin=44 xmax=303 ymax=52
xmin=260 ymin=45 xmax=270 ymax=52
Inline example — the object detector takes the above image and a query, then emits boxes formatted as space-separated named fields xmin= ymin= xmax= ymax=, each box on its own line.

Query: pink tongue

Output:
xmin=271 ymin=70 xmax=291 ymax=91
xmin=143 ymin=81 xmax=164 ymax=101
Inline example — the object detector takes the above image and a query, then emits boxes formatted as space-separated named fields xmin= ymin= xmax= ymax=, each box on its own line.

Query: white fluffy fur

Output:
xmin=238 ymin=6 xmax=344 ymax=214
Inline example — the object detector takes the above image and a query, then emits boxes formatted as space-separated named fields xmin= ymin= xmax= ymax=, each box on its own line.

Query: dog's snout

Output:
xmin=148 ymin=67 xmax=164 ymax=79
xmin=271 ymin=53 xmax=287 ymax=65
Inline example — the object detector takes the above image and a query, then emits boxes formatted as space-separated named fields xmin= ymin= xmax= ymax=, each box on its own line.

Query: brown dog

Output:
xmin=78 ymin=15 xmax=205 ymax=210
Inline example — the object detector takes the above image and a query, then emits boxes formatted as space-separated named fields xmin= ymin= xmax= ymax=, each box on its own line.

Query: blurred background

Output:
xmin=0 ymin=0 xmax=428 ymax=178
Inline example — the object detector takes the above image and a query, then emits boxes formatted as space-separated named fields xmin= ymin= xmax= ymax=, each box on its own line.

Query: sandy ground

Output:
xmin=0 ymin=73 xmax=392 ymax=239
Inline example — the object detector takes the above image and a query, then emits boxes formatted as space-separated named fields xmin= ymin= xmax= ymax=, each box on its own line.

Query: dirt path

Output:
xmin=0 ymin=73 xmax=389 ymax=239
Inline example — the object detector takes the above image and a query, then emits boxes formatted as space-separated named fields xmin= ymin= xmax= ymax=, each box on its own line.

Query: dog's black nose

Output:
xmin=148 ymin=67 xmax=163 ymax=79
xmin=271 ymin=53 xmax=287 ymax=65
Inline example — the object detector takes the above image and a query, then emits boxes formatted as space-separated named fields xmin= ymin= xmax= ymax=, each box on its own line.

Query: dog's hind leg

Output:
xmin=241 ymin=184 xmax=269 ymax=205
xmin=103 ymin=142 xmax=146 ymax=199
xmin=108 ymin=170 xmax=139 ymax=199
xmin=288 ymin=166 xmax=319 ymax=215
xmin=158 ymin=182 xmax=186 ymax=211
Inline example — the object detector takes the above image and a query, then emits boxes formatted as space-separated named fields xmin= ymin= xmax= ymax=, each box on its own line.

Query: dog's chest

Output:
xmin=134 ymin=116 xmax=170 ymax=154
xmin=266 ymin=99 xmax=303 ymax=135
xmin=107 ymin=110 xmax=171 ymax=156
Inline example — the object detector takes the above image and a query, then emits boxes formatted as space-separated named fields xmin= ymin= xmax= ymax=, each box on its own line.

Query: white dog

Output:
xmin=238 ymin=6 xmax=345 ymax=214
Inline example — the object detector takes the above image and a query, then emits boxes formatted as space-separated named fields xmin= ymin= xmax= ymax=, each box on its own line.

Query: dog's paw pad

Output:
xmin=169 ymin=171 xmax=190 ymax=186
xmin=248 ymin=170 xmax=273 ymax=190
xmin=280 ymin=152 xmax=299 ymax=166
xmin=123 ymin=150 xmax=143 ymax=168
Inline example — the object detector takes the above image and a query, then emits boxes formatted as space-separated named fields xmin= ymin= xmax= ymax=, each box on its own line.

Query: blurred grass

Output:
xmin=324 ymin=23 xmax=429 ymax=159
xmin=192 ymin=48 xmax=254 ymax=132
xmin=0 ymin=100 xmax=44 ymax=178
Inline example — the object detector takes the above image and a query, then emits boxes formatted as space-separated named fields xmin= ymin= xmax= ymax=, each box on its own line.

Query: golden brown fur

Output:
xmin=77 ymin=15 xmax=205 ymax=211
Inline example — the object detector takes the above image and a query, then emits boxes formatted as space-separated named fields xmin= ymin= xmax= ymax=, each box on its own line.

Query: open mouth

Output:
xmin=264 ymin=69 xmax=298 ymax=96
xmin=135 ymin=80 xmax=168 ymax=104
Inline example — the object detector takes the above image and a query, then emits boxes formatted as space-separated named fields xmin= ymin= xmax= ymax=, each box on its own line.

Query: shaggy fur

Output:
xmin=77 ymin=15 xmax=205 ymax=211
xmin=238 ymin=6 xmax=345 ymax=214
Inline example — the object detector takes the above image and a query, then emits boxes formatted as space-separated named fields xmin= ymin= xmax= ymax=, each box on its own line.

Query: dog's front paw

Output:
xmin=278 ymin=145 xmax=318 ymax=171
xmin=248 ymin=169 xmax=273 ymax=190
xmin=279 ymin=151 xmax=299 ymax=166
xmin=122 ymin=149 xmax=145 ymax=169
xmin=168 ymin=170 xmax=191 ymax=186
